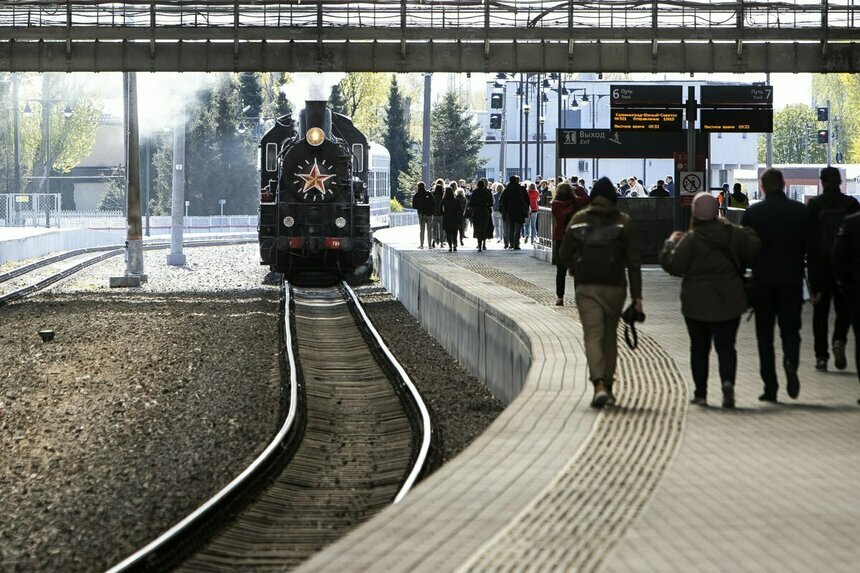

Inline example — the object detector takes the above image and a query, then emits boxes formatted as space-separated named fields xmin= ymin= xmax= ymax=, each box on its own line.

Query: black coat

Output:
xmin=741 ymin=191 xmax=807 ymax=287
xmin=833 ymin=212 xmax=860 ymax=299
xmin=500 ymin=182 xmax=529 ymax=223
xmin=469 ymin=186 xmax=494 ymax=240
xmin=413 ymin=189 xmax=436 ymax=216
xmin=806 ymin=186 xmax=860 ymax=291
xmin=433 ymin=188 xmax=444 ymax=216
xmin=649 ymin=185 xmax=670 ymax=197
xmin=441 ymin=197 xmax=463 ymax=232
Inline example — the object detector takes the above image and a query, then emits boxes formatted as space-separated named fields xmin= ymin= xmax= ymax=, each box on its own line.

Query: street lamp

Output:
xmin=219 ymin=198 xmax=226 ymax=232
xmin=23 ymin=98 xmax=72 ymax=226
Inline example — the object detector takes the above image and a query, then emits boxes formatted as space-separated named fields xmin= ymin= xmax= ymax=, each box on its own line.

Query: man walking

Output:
xmin=831 ymin=212 xmax=860 ymax=404
xmin=559 ymin=177 xmax=642 ymax=408
xmin=806 ymin=167 xmax=859 ymax=371
xmin=500 ymin=175 xmax=529 ymax=250
xmin=741 ymin=168 xmax=807 ymax=401
xmin=412 ymin=181 xmax=435 ymax=249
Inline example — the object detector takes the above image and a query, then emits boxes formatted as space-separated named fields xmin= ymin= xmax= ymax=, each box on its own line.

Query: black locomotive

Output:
xmin=258 ymin=100 xmax=372 ymax=284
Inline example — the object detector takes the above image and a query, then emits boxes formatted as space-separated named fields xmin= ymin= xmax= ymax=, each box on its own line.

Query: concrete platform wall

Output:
xmin=0 ymin=229 xmax=122 ymax=266
xmin=375 ymin=237 xmax=531 ymax=405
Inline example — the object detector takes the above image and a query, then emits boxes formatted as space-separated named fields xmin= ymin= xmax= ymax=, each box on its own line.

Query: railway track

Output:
xmin=0 ymin=238 xmax=254 ymax=306
xmin=107 ymin=281 xmax=433 ymax=572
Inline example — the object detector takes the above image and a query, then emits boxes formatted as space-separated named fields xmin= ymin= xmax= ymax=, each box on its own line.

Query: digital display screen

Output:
xmin=610 ymin=85 xmax=683 ymax=107
xmin=700 ymin=108 xmax=773 ymax=133
xmin=700 ymin=85 xmax=774 ymax=107
xmin=611 ymin=109 xmax=684 ymax=132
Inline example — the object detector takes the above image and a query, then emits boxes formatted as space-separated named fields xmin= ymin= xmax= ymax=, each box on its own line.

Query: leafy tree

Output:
xmin=331 ymin=73 xmax=390 ymax=141
xmin=238 ymin=72 xmax=263 ymax=117
xmin=758 ymin=104 xmax=826 ymax=164
xmin=383 ymin=76 xmax=414 ymax=202
xmin=812 ymin=74 xmax=860 ymax=162
xmin=397 ymin=147 xmax=422 ymax=208
xmin=261 ymin=72 xmax=293 ymax=119
xmin=431 ymin=91 xmax=486 ymax=180
xmin=389 ymin=197 xmax=404 ymax=213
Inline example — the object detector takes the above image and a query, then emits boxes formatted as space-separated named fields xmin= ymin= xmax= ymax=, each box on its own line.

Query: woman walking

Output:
xmin=441 ymin=186 xmax=463 ymax=252
xmin=551 ymin=182 xmax=589 ymax=305
xmin=469 ymin=178 xmax=494 ymax=252
xmin=525 ymin=181 xmax=540 ymax=243
xmin=659 ymin=192 xmax=761 ymax=408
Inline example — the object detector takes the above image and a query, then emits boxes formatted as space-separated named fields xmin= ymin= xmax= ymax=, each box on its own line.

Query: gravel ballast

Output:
xmin=1 ymin=243 xmax=504 ymax=572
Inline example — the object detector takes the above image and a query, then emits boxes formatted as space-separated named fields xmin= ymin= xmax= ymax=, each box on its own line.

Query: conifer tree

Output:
xmin=329 ymin=84 xmax=347 ymax=115
xmin=430 ymin=91 xmax=485 ymax=181
xmin=238 ymin=72 xmax=263 ymax=116
xmin=383 ymin=75 xmax=414 ymax=202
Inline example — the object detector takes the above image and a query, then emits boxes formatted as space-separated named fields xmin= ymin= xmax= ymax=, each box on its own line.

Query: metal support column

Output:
xmin=421 ymin=73 xmax=431 ymax=184
xmin=826 ymin=99 xmax=832 ymax=166
xmin=168 ymin=105 xmax=187 ymax=266
xmin=12 ymin=73 xmax=20 ymax=194
xmin=499 ymin=82 xmax=507 ymax=183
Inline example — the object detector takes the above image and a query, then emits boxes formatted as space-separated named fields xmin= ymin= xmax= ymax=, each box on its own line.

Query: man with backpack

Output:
xmin=412 ymin=181 xmax=436 ymax=249
xmin=559 ymin=177 xmax=642 ymax=409
xmin=806 ymin=166 xmax=859 ymax=371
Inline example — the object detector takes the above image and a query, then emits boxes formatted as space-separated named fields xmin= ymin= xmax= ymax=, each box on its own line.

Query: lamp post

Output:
xmin=567 ymin=89 xmax=611 ymax=177
xmin=23 ymin=98 xmax=72 ymax=226
xmin=219 ymin=198 xmax=226 ymax=232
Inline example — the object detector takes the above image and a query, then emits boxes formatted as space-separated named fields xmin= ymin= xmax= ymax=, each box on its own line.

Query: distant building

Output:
xmin=70 ymin=114 xmax=123 ymax=210
xmin=476 ymin=78 xmax=759 ymax=189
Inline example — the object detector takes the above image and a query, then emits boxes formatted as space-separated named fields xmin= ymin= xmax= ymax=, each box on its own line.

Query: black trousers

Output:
xmin=684 ymin=316 xmax=741 ymax=398
xmin=850 ymin=304 xmax=860 ymax=384
xmin=753 ymin=283 xmax=803 ymax=395
xmin=552 ymin=240 xmax=567 ymax=298
xmin=445 ymin=230 xmax=457 ymax=249
xmin=812 ymin=274 xmax=850 ymax=359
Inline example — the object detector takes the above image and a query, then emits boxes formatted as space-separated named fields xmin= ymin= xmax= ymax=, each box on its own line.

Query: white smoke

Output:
xmin=282 ymin=72 xmax=345 ymax=111
xmin=137 ymin=73 xmax=220 ymax=137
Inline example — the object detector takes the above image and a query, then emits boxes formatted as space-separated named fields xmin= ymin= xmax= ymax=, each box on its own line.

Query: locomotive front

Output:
xmin=258 ymin=101 xmax=372 ymax=284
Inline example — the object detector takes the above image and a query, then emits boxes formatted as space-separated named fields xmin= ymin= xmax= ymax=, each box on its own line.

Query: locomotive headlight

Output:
xmin=283 ymin=216 xmax=295 ymax=228
xmin=306 ymin=127 xmax=325 ymax=146
xmin=335 ymin=217 xmax=347 ymax=229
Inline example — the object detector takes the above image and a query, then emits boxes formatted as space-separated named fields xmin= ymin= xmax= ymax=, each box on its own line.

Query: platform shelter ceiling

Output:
xmin=1 ymin=1 xmax=859 ymax=73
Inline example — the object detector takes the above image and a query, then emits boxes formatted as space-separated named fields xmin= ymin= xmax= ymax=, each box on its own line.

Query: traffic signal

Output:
xmin=489 ymin=113 xmax=502 ymax=129
xmin=817 ymin=107 xmax=829 ymax=121
xmin=817 ymin=129 xmax=829 ymax=144
xmin=836 ymin=151 xmax=844 ymax=163
xmin=490 ymin=93 xmax=504 ymax=109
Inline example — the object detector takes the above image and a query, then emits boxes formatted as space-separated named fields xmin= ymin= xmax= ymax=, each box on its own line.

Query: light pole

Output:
xmin=568 ymin=90 xmax=610 ymax=176
xmin=23 ymin=98 xmax=72 ymax=226
xmin=219 ymin=198 xmax=226 ymax=232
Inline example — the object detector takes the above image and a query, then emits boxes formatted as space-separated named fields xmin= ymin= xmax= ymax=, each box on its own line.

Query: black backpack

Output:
xmin=564 ymin=222 xmax=626 ymax=284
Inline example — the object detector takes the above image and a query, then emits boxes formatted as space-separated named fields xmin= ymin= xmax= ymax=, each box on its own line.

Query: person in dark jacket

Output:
xmin=559 ymin=177 xmax=642 ymax=408
xmin=454 ymin=183 xmax=468 ymax=246
xmin=741 ymin=168 xmax=807 ymax=402
xmin=831 ymin=212 xmax=860 ymax=404
xmin=441 ymin=186 xmax=462 ymax=252
xmin=551 ymin=182 xmax=589 ymax=306
xmin=469 ymin=178 xmax=494 ymax=252
xmin=412 ymin=181 xmax=435 ymax=249
xmin=806 ymin=167 xmax=859 ymax=371
xmin=492 ymin=182 xmax=504 ymax=243
xmin=660 ymin=193 xmax=761 ymax=408
xmin=500 ymin=175 xmax=529 ymax=250
xmin=728 ymin=183 xmax=749 ymax=209
xmin=539 ymin=182 xmax=553 ymax=207
xmin=432 ymin=180 xmax=445 ymax=248
xmin=649 ymin=180 xmax=670 ymax=197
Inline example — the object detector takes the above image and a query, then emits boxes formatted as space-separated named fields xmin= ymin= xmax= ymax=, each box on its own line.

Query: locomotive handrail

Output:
xmin=105 ymin=282 xmax=299 ymax=573
xmin=342 ymin=281 xmax=431 ymax=503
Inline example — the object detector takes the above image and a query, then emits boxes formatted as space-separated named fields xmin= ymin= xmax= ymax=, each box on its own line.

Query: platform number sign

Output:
xmin=680 ymin=172 xmax=704 ymax=195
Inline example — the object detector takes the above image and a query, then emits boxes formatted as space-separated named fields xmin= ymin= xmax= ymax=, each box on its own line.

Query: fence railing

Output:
xmin=2 ymin=208 xmax=259 ymax=234
xmin=1 ymin=193 xmax=62 ymax=227
xmin=389 ymin=210 xmax=419 ymax=228
xmin=535 ymin=207 xmax=554 ymax=252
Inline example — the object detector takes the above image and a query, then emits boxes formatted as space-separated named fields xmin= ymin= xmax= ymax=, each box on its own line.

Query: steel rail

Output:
xmin=342 ymin=280 xmax=431 ymax=504
xmin=104 ymin=280 xmax=299 ymax=573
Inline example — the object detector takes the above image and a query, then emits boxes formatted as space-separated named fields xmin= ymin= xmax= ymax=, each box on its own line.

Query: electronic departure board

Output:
xmin=700 ymin=109 xmax=773 ymax=133
xmin=611 ymin=109 xmax=683 ymax=132
xmin=610 ymin=85 xmax=683 ymax=107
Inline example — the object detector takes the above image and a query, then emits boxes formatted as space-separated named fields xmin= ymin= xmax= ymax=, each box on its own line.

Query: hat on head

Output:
xmin=692 ymin=192 xmax=718 ymax=221
xmin=590 ymin=177 xmax=618 ymax=204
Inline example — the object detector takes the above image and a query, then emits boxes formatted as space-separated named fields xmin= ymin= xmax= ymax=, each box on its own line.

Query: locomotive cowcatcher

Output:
xmin=258 ymin=100 xmax=373 ymax=285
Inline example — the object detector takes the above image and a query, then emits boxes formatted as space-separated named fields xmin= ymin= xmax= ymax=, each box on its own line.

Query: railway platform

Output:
xmin=300 ymin=225 xmax=860 ymax=572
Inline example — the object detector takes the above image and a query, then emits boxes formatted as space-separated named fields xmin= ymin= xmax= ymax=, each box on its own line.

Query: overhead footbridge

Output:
xmin=1 ymin=1 xmax=859 ymax=72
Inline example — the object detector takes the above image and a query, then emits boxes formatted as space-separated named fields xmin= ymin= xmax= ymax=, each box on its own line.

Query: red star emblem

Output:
xmin=298 ymin=159 xmax=334 ymax=194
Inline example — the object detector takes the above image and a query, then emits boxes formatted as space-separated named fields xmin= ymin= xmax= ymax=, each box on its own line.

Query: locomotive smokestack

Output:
xmin=300 ymin=100 xmax=332 ymax=139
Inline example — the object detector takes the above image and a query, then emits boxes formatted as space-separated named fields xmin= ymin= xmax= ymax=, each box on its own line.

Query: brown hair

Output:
xmin=555 ymin=182 xmax=574 ymax=201
xmin=760 ymin=168 xmax=785 ymax=194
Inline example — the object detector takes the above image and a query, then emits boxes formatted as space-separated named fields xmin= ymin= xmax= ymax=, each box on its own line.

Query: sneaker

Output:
xmin=690 ymin=395 xmax=708 ymax=406
xmin=555 ymin=298 xmax=564 ymax=306
xmin=453 ymin=247 xmax=458 ymax=252
xmin=460 ymin=240 xmax=464 ymax=246
xmin=514 ymin=246 xmax=522 ymax=250
xmin=721 ymin=382 xmax=735 ymax=409
xmin=591 ymin=382 xmax=610 ymax=409
xmin=605 ymin=382 xmax=617 ymax=406
xmin=418 ymin=244 xmax=424 ymax=249
xmin=833 ymin=340 xmax=848 ymax=370
xmin=815 ymin=357 xmax=828 ymax=372
xmin=758 ymin=392 xmax=777 ymax=403
xmin=785 ymin=360 xmax=800 ymax=399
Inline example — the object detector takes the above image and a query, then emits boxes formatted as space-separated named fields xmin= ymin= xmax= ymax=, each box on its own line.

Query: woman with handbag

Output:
xmin=659 ymin=192 xmax=761 ymax=408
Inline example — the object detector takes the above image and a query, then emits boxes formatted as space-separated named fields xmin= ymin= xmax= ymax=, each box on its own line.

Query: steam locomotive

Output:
xmin=258 ymin=101 xmax=373 ymax=284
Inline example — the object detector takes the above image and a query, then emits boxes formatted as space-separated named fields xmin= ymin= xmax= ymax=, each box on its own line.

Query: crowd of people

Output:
xmin=410 ymin=166 xmax=860 ymax=410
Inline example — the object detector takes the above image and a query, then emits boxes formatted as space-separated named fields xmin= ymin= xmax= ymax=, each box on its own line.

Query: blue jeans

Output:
xmin=526 ymin=212 xmax=538 ymax=240
xmin=493 ymin=211 xmax=503 ymax=238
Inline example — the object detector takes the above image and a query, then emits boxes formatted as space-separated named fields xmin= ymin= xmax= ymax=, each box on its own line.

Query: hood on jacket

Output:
xmin=692 ymin=218 xmax=733 ymax=246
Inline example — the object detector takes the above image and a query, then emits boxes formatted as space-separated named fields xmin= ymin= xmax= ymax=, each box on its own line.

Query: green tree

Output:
xmin=261 ymin=72 xmax=293 ymax=118
xmin=758 ymin=104 xmax=826 ymax=164
xmin=331 ymin=73 xmax=390 ymax=141
xmin=431 ymin=91 xmax=485 ymax=180
xmin=97 ymin=167 xmax=126 ymax=212
xmin=238 ymin=72 xmax=263 ymax=117
xmin=383 ymin=75 xmax=414 ymax=202
xmin=812 ymin=74 xmax=860 ymax=162
xmin=397 ymin=147 xmax=422 ymax=208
